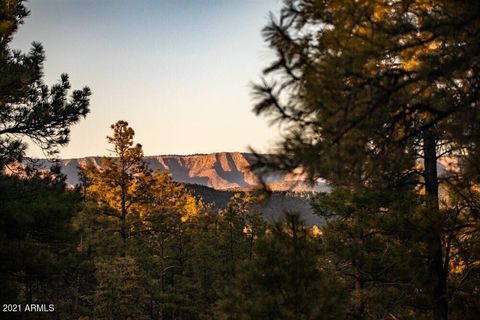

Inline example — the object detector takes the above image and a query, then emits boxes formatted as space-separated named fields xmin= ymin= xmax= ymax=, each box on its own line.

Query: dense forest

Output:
xmin=0 ymin=1 xmax=479 ymax=320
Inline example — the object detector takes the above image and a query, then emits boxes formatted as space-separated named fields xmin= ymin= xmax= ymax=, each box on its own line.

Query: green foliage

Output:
xmin=0 ymin=170 xmax=83 ymax=318
xmin=253 ymin=1 xmax=480 ymax=319
xmin=94 ymin=257 xmax=149 ymax=320
xmin=0 ymin=0 xmax=91 ymax=166
xmin=314 ymin=189 xmax=430 ymax=319
xmin=217 ymin=212 xmax=346 ymax=320
xmin=253 ymin=0 xmax=479 ymax=174
xmin=215 ymin=193 xmax=266 ymax=281
xmin=0 ymin=2 xmax=91 ymax=317
xmin=80 ymin=120 xmax=152 ymax=257
xmin=3 ymin=2 xmax=478 ymax=319
xmin=79 ymin=121 xmax=213 ymax=319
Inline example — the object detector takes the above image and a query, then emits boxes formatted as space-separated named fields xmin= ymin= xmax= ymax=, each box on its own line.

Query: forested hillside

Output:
xmin=0 ymin=1 xmax=479 ymax=320
xmin=185 ymin=184 xmax=323 ymax=226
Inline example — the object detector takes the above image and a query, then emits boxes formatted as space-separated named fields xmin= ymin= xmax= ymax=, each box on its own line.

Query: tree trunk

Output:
xmin=121 ymin=156 xmax=127 ymax=257
xmin=229 ymin=221 xmax=235 ymax=279
xmin=422 ymin=129 xmax=448 ymax=320
xmin=121 ymin=190 xmax=127 ymax=257
xmin=352 ymin=252 xmax=365 ymax=319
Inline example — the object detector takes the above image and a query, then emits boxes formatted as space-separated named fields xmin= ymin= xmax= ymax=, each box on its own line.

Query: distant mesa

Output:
xmin=24 ymin=152 xmax=328 ymax=192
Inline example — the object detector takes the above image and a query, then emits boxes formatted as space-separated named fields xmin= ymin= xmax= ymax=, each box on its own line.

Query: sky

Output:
xmin=11 ymin=0 xmax=282 ymax=158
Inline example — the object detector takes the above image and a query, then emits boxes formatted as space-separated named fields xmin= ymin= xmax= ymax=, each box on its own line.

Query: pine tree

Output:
xmin=214 ymin=192 xmax=266 ymax=285
xmin=0 ymin=0 xmax=91 ymax=166
xmin=253 ymin=1 xmax=480 ymax=319
xmin=314 ymin=188 xmax=428 ymax=319
xmin=80 ymin=120 xmax=151 ymax=257
xmin=217 ymin=212 xmax=346 ymax=320
xmin=138 ymin=172 xmax=204 ymax=320
xmin=0 ymin=168 xmax=83 ymax=317
xmin=80 ymin=121 xmax=208 ymax=320
xmin=94 ymin=256 xmax=149 ymax=320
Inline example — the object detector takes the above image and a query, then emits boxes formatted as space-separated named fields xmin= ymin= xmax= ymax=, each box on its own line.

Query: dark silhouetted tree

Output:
xmin=0 ymin=169 xmax=83 ymax=317
xmin=253 ymin=1 xmax=480 ymax=320
xmin=0 ymin=0 xmax=91 ymax=166
xmin=217 ymin=212 xmax=346 ymax=319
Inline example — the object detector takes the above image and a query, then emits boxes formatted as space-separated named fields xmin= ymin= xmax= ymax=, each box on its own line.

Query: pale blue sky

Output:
xmin=12 ymin=0 xmax=281 ymax=158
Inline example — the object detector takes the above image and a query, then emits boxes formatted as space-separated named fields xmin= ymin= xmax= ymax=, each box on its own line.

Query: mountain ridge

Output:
xmin=28 ymin=152 xmax=328 ymax=192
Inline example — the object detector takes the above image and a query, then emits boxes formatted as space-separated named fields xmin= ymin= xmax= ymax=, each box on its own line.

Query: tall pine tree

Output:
xmin=80 ymin=120 xmax=151 ymax=257
xmin=253 ymin=1 xmax=479 ymax=319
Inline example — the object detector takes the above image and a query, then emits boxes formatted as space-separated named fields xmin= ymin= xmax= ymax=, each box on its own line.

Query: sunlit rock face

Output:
xmin=29 ymin=152 xmax=327 ymax=192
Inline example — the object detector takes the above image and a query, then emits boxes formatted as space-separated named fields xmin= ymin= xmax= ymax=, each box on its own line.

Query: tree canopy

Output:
xmin=0 ymin=0 xmax=91 ymax=166
xmin=254 ymin=1 xmax=480 ymax=319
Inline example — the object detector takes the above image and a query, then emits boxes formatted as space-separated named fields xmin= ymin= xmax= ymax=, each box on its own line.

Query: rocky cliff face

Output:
xmin=31 ymin=152 xmax=326 ymax=191
xmin=147 ymin=152 xmax=259 ymax=189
